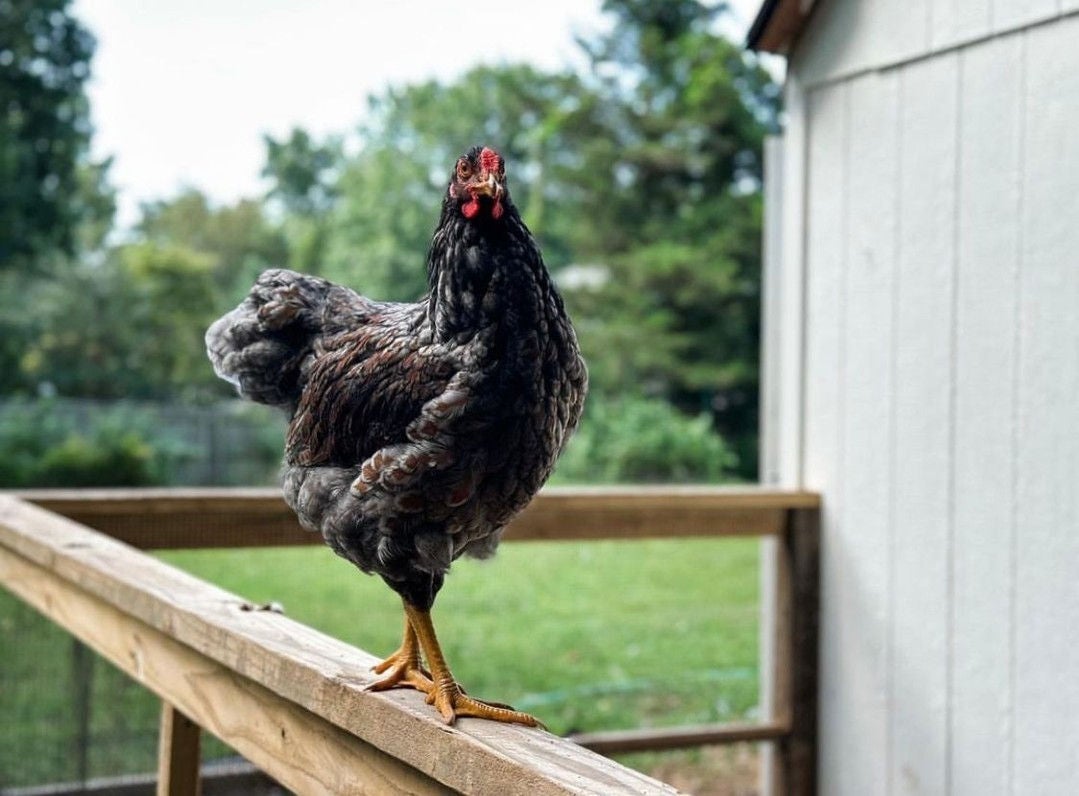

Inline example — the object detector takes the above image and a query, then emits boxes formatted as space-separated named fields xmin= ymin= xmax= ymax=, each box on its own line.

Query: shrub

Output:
xmin=0 ymin=400 xmax=188 ymax=487
xmin=551 ymin=395 xmax=737 ymax=484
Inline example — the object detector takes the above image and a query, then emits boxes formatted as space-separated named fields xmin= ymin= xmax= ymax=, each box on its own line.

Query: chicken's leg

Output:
xmin=403 ymin=602 xmax=542 ymax=727
xmin=366 ymin=616 xmax=433 ymax=694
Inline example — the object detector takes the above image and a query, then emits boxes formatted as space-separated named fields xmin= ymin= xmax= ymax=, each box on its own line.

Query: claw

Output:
xmin=365 ymin=621 xmax=432 ymax=694
xmin=428 ymin=680 xmax=543 ymax=728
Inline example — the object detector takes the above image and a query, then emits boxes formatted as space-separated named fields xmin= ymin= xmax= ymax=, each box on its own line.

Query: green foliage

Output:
xmin=0 ymin=400 xmax=189 ymax=487
xmin=136 ymin=188 xmax=288 ymax=298
xmin=262 ymin=127 xmax=340 ymax=218
xmin=322 ymin=147 xmax=436 ymax=300
xmin=20 ymin=243 xmax=226 ymax=400
xmin=0 ymin=0 xmax=97 ymax=270
xmin=565 ymin=0 xmax=778 ymax=477
xmin=1 ymin=538 xmax=759 ymax=785
xmin=161 ymin=538 xmax=761 ymax=736
xmin=552 ymin=395 xmax=737 ymax=484
xmin=34 ymin=430 xmax=155 ymax=487
xmin=1 ymin=0 xmax=780 ymax=481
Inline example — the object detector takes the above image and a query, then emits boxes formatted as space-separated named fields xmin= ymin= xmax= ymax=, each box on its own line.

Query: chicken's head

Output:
xmin=449 ymin=146 xmax=506 ymax=221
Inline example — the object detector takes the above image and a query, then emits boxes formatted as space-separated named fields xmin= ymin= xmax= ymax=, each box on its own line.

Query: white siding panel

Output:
xmin=1015 ymin=17 xmax=1079 ymax=792
xmin=794 ymin=0 xmax=930 ymax=88
xmin=837 ymin=71 xmax=899 ymax=796
xmin=952 ymin=35 xmax=1025 ymax=796
xmin=889 ymin=54 xmax=957 ymax=796
xmin=993 ymin=0 xmax=1059 ymax=31
xmin=801 ymin=82 xmax=848 ymax=796
xmin=930 ymin=0 xmax=992 ymax=49
xmin=775 ymin=75 xmax=811 ymax=488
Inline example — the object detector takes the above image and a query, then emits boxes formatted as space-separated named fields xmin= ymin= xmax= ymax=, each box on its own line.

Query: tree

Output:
xmin=136 ymin=188 xmax=288 ymax=303
xmin=564 ymin=0 xmax=780 ymax=475
xmin=262 ymin=127 xmax=340 ymax=218
xmin=322 ymin=63 xmax=606 ymax=299
xmin=0 ymin=0 xmax=97 ymax=270
xmin=260 ymin=128 xmax=342 ymax=275
xmin=21 ymin=243 xmax=225 ymax=400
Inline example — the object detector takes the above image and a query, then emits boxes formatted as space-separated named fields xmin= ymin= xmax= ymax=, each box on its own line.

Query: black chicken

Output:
xmin=206 ymin=146 xmax=587 ymax=726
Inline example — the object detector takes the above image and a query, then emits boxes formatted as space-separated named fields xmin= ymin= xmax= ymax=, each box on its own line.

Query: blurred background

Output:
xmin=1 ymin=1 xmax=781 ymax=793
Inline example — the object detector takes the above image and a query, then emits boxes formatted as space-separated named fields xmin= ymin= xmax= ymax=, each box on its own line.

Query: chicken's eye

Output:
xmin=457 ymin=160 xmax=472 ymax=179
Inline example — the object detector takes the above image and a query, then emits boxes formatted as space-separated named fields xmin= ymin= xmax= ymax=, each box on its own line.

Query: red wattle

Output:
xmin=492 ymin=200 xmax=503 ymax=219
xmin=462 ymin=198 xmax=480 ymax=218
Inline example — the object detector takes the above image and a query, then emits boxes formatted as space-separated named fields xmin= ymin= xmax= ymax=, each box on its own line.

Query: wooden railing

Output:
xmin=0 ymin=487 xmax=820 ymax=795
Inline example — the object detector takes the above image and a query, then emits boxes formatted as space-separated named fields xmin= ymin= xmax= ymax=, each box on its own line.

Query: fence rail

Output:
xmin=1 ymin=487 xmax=820 ymax=795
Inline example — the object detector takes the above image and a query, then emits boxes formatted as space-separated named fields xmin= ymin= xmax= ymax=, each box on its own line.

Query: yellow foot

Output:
xmin=366 ymin=649 xmax=433 ymax=694
xmin=427 ymin=681 xmax=543 ymax=728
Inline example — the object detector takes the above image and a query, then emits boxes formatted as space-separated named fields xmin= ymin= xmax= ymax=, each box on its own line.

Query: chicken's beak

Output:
xmin=471 ymin=172 xmax=504 ymax=201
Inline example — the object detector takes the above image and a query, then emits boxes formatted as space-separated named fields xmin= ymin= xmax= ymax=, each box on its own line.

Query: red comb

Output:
xmin=480 ymin=147 xmax=500 ymax=172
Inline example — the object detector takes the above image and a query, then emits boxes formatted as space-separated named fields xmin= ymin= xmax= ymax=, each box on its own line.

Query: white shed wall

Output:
xmin=769 ymin=5 xmax=1079 ymax=794
xmin=792 ymin=0 xmax=1067 ymax=87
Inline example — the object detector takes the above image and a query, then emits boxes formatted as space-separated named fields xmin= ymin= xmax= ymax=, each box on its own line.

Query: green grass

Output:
xmin=0 ymin=538 xmax=760 ymax=788
xmin=160 ymin=539 xmax=762 ymax=732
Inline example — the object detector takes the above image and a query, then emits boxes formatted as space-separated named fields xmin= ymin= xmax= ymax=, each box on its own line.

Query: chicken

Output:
xmin=205 ymin=146 xmax=587 ymax=726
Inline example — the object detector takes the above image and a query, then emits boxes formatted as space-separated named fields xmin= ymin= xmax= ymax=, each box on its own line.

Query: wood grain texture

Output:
xmin=9 ymin=487 xmax=819 ymax=548
xmin=951 ymin=34 xmax=1025 ymax=796
xmin=0 ymin=547 xmax=450 ymax=796
xmin=772 ymin=509 xmax=820 ymax=796
xmin=157 ymin=704 xmax=202 ymax=796
xmin=0 ymin=495 xmax=681 ymax=796
xmin=889 ymin=53 xmax=957 ymax=796
xmin=1015 ymin=17 xmax=1079 ymax=793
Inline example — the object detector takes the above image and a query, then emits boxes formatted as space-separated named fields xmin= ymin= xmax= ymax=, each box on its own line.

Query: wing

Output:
xmin=347 ymin=338 xmax=516 ymax=569
xmin=285 ymin=301 xmax=454 ymax=468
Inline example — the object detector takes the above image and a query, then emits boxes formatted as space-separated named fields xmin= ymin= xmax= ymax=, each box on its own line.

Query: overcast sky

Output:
xmin=73 ymin=1 xmax=771 ymax=227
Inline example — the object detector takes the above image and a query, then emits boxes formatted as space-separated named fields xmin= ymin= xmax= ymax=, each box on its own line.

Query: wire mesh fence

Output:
xmin=0 ymin=590 xmax=251 ymax=790
xmin=0 ymin=398 xmax=286 ymax=489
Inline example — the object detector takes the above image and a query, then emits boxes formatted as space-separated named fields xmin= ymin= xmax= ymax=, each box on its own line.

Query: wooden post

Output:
xmin=769 ymin=507 xmax=820 ymax=795
xmin=70 ymin=639 xmax=94 ymax=783
xmin=157 ymin=702 xmax=202 ymax=796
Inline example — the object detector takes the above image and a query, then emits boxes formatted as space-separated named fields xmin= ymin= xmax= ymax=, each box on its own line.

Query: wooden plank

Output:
xmin=767 ymin=508 xmax=820 ymax=796
xmin=833 ymin=69 xmax=899 ymax=796
xmin=0 ymin=496 xmax=681 ymax=796
xmin=0 ymin=546 xmax=450 ymax=796
xmin=951 ymin=34 xmax=1025 ymax=796
xmin=11 ymin=487 xmax=819 ymax=548
xmin=763 ymin=517 xmax=792 ymax=796
xmin=570 ymin=721 xmax=790 ymax=755
xmin=157 ymin=703 xmax=202 ymax=796
xmin=889 ymin=52 xmax=957 ymax=796
xmin=1014 ymin=17 xmax=1079 ymax=794
xmin=799 ymin=79 xmax=847 ymax=796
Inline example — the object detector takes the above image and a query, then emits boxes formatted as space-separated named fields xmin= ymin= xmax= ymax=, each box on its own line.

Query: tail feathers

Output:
xmin=206 ymin=269 xmax=332 ymax=408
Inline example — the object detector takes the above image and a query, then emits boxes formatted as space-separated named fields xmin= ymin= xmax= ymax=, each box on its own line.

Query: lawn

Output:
xmin=0 ymin=537 xmax=761 ymax=789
